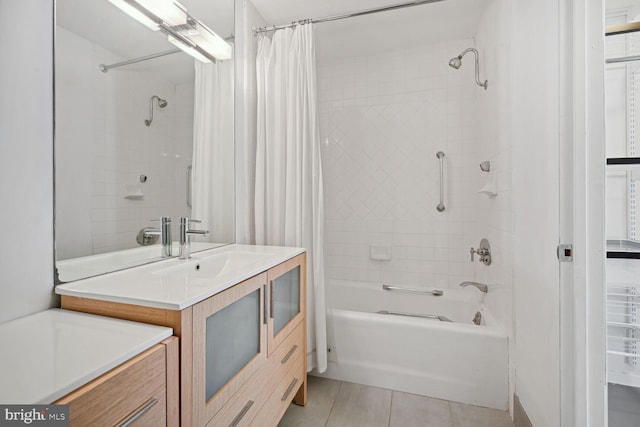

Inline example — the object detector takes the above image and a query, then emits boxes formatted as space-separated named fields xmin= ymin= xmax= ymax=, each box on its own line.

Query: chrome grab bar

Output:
xmin=377 ymin=310 xmax=453 ymax=322
xmin=382 ymin=284 xmax=443 ymax=296
xmin=436 ymin=151 xmax=445 ymax=212
xmin=186 ymin=165 xmax=193 ymax=208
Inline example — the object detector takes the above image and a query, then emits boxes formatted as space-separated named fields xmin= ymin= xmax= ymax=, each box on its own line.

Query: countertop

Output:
xmin=0 ymin=309 xmax=173 ymax=404
xmin=55 ymin=244 xmax=305 ymax=310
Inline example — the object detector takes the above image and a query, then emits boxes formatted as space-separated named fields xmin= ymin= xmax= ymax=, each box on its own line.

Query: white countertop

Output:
xmin=55 ymin=244 xmax=305 ymax=310
xmin=0 ymin=309 xmax=173 ymax=404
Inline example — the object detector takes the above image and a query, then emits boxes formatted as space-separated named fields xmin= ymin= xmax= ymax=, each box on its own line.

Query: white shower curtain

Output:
xmin=255 ymin=24 xmax=328 ymax=373
xmin=192 ymin=58 xmax=235 ymax=243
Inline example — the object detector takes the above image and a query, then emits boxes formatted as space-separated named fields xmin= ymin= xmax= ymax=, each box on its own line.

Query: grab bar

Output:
xmin=436 ymin=151 xmax=445 ymax=212
xmin=377 ymin=310 xmax=453 ymax=322
xmin=187 ymin=165 xmax=192 ymax=208
xmin=382 ymin=284 xmax=443 ymax=296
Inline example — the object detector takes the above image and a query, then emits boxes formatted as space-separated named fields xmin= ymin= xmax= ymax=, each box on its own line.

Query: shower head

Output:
xmin=144 ymin=95 xmax=168 ymax=127
xmin=448 ymin=56 xmax=462 ymax=69
xmin=447 ymin=48 xmax=488 ymax=90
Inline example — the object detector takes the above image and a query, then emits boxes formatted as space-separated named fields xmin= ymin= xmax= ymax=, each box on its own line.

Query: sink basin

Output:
xmin=152 ymin=251 xmax=269 ymax=280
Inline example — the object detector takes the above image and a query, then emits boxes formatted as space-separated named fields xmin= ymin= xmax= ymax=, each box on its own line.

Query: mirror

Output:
xmin=54 ymin=0 xmax=235 ymax=282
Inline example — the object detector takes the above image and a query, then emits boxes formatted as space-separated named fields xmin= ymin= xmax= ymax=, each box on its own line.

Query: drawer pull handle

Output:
xmin=115 ymin=398 xmax=158 ymax=427
xmin=281 ymin=345 xmax=298 ymax=364
xmin=281 ymin=378 xmax=299 ymax=402
xmin=269 ymin=281 xmax=274 ymax=319
xmin=263 ymin=284 xmax=268 ymax=325
xmin=229 ymin=400 xmax=254 ymax=427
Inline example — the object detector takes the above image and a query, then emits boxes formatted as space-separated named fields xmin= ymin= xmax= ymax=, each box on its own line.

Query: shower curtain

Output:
xmin=192 ymin=57 xmax=235 ymax=243
xmin=255 ymin=24 xmax=328 ymax=373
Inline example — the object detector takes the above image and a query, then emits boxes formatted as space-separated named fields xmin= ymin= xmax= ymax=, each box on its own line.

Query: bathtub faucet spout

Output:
xmin=459 ymin=281 xmax=488 ymax=293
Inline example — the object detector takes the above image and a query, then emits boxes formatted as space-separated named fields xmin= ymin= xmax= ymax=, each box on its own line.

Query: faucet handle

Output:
xmin=150 ymin=216 xmax=171 ymax=223
xmin=179 ymin=217 xmax=201 ymax=224
xmin=470 ymin=247 xmax=475 ymax=262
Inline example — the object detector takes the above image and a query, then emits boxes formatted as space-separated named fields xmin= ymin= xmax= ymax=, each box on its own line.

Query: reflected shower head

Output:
xmin=447 ymin=47 xmax=488 ymax=90
xmin=144 ymin=95 xmax=168 ymax=127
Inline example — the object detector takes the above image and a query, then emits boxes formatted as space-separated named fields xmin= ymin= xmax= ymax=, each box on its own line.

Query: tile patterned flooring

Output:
xmin=609 ymin=384 xmax=640 ymax=427
xmin=279 ymin=376 xmax=513 ymax=427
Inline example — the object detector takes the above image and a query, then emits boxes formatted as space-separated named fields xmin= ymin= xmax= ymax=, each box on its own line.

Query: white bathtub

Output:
xmin=317 ymin=280 xmax=509 ymax=410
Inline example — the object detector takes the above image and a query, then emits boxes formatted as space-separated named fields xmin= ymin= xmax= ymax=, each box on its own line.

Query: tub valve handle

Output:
xmin=469 ymin=238 xmax=492 ymax=266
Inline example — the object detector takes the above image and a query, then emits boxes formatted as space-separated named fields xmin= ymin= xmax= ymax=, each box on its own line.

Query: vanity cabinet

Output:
xmin=61 ymin=252 xmax=307 ymax=427
xmin=54 ymin=337 xmax=179 ymax=427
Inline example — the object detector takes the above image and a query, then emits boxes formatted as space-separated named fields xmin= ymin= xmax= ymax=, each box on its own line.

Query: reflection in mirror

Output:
xmin=54 ymin=0 xmax=235 ymax=282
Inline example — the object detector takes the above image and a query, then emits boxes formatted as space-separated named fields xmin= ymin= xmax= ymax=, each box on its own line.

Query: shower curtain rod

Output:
xmin=99 ymin=48 xmax=181 ymax=73
xmin=606 ymin=55 xmax=640 ymax=64
xmin=252 ymin=0 xmax=445 ymax=35
xmin=99 ymin=35 xmax=235 ymax=72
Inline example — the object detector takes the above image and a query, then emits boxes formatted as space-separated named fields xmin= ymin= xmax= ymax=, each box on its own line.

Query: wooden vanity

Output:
xmin=60 ymin=249 xmax=307 ymax=427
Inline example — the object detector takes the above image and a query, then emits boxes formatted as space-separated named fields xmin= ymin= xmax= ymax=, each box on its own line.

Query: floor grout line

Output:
xmin=387 ymin=391 xmax=394 ymax=427
xmin=323 ymin=380 xmax=343 ymax=427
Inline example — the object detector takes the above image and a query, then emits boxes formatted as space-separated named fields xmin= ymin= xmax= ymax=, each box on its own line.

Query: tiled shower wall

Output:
xmin=56 ymin=27 xmax=193 ymax=259
xmin=318 ymin=39 xmax=483 ymax=288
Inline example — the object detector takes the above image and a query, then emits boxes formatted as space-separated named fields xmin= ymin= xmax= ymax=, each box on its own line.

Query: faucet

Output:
xmin=179 ymin=217 xmax=209 ymax=260
xmin=143 ymin=216 xmax=172 ymax=257
xmin=459 ymin=281 xmax=488 ymax=293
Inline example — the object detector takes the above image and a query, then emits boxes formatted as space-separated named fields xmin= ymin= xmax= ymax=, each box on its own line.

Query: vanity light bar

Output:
xmin=168 ymin=35 xmax=215 ymax=64
xmin=107 ymin=0 xmax=160 ymax=31
xmin=107 ymin=0 xmax=232 ymax=63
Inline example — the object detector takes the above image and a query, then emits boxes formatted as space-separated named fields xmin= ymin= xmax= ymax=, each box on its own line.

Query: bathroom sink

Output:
xmin=152 ymin=251 xmax=269 ymax=281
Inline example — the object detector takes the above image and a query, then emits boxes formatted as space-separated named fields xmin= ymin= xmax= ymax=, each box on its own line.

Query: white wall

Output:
xmin=0 ymin=0 xmax=57 ymax=323
xmin=55 ymin=27 xmax=193 ymax=258
xmin=511 ymin=0 xmax=561 ymax=425
xmin=474 ymin=0 xmax=514 ymax=412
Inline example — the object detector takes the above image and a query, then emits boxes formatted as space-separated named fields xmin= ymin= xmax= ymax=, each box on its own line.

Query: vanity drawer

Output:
xmin=268 ymin=320 xmax=304 ymax=373
xmin=204 ymin=370 xmax=268 ymax=427
xmin=255 ymin=354 xmax=305 ymax=427
xmin=55 ymin=343 xmax=169 ymax=427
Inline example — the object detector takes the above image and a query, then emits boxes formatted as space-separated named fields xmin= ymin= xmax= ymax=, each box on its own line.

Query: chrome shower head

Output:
xmin=145 ymin=95 xmax=168 ymax=127
xmin=447 ymin=47 xmax=488 ymax=90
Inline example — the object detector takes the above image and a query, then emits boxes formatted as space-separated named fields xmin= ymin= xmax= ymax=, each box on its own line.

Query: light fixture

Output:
xmin=108 ymin=0 xmax=232 ymax=63
xmin=178 ymin=20 xmax=233 ymax=61
xmin=107 ymin=0 xmax=160 ymax=31
xmin=136 ymin=0 xmax=188 ymax=27
xmin=167 ymin=35 xmax=213 ymax=64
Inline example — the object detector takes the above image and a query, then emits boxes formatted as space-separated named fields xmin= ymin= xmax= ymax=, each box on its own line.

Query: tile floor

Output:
xmin=609 ymin=383 xmax=640 ymax=427
xmin=279 ymin=376 xmax=513 ymax=427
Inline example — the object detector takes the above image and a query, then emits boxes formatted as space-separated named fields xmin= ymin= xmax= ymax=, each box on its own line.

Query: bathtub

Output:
xmin=317 ymin=280 xmax=509 ymax=410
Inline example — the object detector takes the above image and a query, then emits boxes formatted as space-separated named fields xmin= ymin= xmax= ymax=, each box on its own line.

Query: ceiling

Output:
xmin=250 ymin=0 xmax=489 ymax=60
xmin=56 ymin=0 xmax=234 ymax=83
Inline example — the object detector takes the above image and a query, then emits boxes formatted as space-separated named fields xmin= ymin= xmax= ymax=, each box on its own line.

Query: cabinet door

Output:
xmin=267 ymin=253 xmax=306 ymax=356
xmin=192 ymin=273 xmax=267 ymax=426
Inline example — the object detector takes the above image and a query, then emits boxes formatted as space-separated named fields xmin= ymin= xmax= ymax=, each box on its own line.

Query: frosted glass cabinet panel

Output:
xmin=272 ymin=267 xmax=300 ymax=336
xmin=267 ymin=253 xmax=306 ymax=356
xmin=192 ymin=273 xmax=267 ymax=426
xmin=205 ymin=289 xmax=260 ymax=400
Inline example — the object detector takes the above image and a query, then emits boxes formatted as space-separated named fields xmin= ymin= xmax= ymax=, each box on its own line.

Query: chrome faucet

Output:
xmin=143 ymin=216 xmax=172 ymax=258
xmin=179 ymin=217 xmax=209 ymax=260
xmin=459 ymin=281 xmax=488 ymax=293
